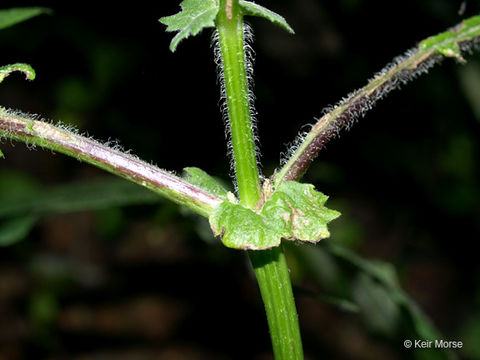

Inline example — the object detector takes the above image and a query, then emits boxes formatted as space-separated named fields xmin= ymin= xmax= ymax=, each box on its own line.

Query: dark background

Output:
xmin=1 ymin=1 xmax=480 ymax=359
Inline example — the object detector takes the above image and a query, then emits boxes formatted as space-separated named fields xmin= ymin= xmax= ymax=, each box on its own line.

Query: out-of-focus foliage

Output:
xmin=0 ymin=7 xmax=49 ymax=30
xmin=0 ymin=171 xmax=162 ymax=246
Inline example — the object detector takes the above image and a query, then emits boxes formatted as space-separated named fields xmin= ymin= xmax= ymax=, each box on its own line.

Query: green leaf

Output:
xmin=0 ymin=7 xmax=50 ymax=31
xmin=0 ymin=178 xmax=163 ymax=219
xmin=160 ymin=0 xmax=219 ymax=52
xmin=210 ymin=181 xmax=340 ymax=249
xmin=210 ymin=200 xmax=278 ymax=249
xmin=183 ymin=167 xmax=229 ymax=201
xmin=239 ymin=1 xmax=294 ymax=34
xmin=419 ymin=15 xmax=480 ymax=62
xmin=0 ymin=215 xmax=37 ymax=246
xmin=0 ymin=148 xmax=4 ymax=159
xmin=0 ymin=63 xmax=36 ymax=83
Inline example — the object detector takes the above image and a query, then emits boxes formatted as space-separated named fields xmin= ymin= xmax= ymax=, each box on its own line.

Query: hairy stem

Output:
xmin=216 ymin=0 xmax=260 ymax=208
xmin=275 ymin=15 xmax=480 ymax=186
xmin=0 ymin=108 xmax=221 ymax=217
xmin=215 ymin=1 xmax=304 ymax=359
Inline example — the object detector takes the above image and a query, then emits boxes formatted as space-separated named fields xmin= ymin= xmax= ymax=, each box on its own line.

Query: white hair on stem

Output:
xmin=212 ymin=23 xmax=261 ymax=195
xmin=280 ymin=44 xmax=444 ymax=167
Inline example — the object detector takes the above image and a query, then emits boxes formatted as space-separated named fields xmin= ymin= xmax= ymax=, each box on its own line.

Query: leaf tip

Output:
xmin=239 ymin=1 xmax=295 ymax=35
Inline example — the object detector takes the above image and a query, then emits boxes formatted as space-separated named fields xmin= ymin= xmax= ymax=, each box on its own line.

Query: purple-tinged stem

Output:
xmin=274 ymin=16 xmax=480 ymax=186
xmin=0 ymin=109 xmax=221 ymax=217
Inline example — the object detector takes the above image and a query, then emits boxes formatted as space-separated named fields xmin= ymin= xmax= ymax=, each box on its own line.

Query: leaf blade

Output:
xmin=209 ymin=181 xmax=340 ymax=250
xmin=160 ymin=0 xmax=219 ymax=52
xmin=239 ymin=1 xmax=294 ymax=34
xmin=183 ymin=167 xmax=229 ymax=201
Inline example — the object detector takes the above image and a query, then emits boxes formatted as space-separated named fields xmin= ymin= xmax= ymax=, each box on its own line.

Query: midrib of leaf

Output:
xmin=170 ymin=7 xmax=218 ymax=49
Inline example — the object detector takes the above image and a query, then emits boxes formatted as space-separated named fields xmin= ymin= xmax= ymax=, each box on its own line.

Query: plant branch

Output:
xmin=0 ymin=108 xmax=222 ymax=217
xmin=274 ymin=15 xmax=480 ymax=186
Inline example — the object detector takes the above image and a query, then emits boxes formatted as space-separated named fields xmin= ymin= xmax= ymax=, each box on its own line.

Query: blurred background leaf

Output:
xmin=0 ymin=215 xmax=37 ymax=246
xmin=0 ymin=175 xmax=163 ymax=219
xmin=0 ymin=7 xmax=50 ymax=31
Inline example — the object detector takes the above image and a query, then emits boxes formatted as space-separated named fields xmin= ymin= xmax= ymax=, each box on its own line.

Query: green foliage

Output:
xmin=210 ymin=181 xmax=340 ymax=249
xmin=159 ymin=0 xmax=219 ymax=52
xmin=0 ymin=173 xmax=163 ymax=246
xmin=291 ymin=241 xmax=453 ymax=359
xmin=0 ymin=64 xmax=36 ymax=157
xmin=183 ymin=167 xmax=229 ymax=201
xmin=160 ymin=0 xmax=293 ymax=52
xmin=325 ymin=242 xmax=446 ymax=345
xmin=2 ymin=4 xmax=479 ymax=359
xmin=352 ymin=272 xmax=400 ymax=337
xmin=0 ymin=8 xmax=41 ymax=156
xmin=0 ymin=7 xmax=50 ymax=31
xmin=460 ymin=314 xmax=480 ymax=359
xmin=419 ymin=15 xmax=480 ymax=61
xmin=0 ymin=177 xmax=162 ymax=219
xmin=0 ymin=215 xmax=36 ymax=246
xmin=239 ymin=1 xmax=294 ymax=34
xmin=0 ymin=63 xmax=36 ymax=83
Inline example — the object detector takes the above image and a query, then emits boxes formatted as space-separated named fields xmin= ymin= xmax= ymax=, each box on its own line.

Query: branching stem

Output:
xmin=215 ymin=1 xmax=304 ymax=359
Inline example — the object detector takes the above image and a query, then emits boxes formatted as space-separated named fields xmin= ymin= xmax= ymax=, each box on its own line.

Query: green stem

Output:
xmin=216 ymin=0 xmax=259 ymax=208
xmin=249 ymin=246 xmax=304 ymax=359
xmin=215 ymin=1 xmax=304 ymax=358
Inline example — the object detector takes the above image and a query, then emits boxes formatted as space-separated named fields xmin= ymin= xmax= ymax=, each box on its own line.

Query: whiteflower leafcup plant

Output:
xmin=1 ymin=1 xmax=480 ymax=358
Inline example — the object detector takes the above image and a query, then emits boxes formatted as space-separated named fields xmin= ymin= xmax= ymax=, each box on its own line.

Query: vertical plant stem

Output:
xmin=215 ymin=1 xmax=304 ymax=358
xmin=249 ymin=246 xmax=304 ymax=359
xmin=216 ymin=0 xmax=260 ymax=208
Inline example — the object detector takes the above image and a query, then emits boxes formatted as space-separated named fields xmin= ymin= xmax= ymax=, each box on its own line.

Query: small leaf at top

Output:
xmin=210 ymin=181 xmax=340 ymax=250
xmin=183 ymin=167 xmax=229 ymax=201
xmin=160 ymin=0 xmax=220 ymax=52
xmin=239 ymin=1 xmax=294 ymax=34
xmin=0 ymin=7 xmax=50 ymax=31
